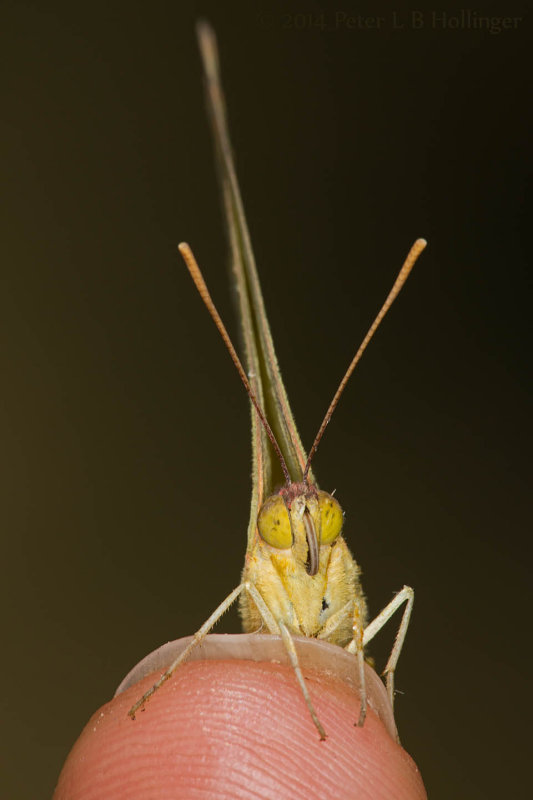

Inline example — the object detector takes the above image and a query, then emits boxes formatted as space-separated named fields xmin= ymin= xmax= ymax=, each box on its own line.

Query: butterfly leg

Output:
xmin=317 ymin=597 xmax=369 ymax=728
xmin=129 ymin=583 xmax=251 ymax=718
xmin=317 ymin=599 xmax=368 ymax=726
xmin=351 ymin=595 xmax=368 ymax=727
xmin=361 ymin=585 xmax=414 ymax=713
xmin=129 ymin=578 xmax=284 ymax=718
xmin=317 ymin=599 xmax=353 ymax=641
xmin=241 ymin=580 xmax=282 ymax=634
xmin=241 ymin=582 xmax=326 ymax=738
xmin=276 ymin=621 xmax=327 ymax=740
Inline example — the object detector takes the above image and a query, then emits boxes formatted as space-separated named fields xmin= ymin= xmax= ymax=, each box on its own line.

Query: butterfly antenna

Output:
xmin=303 ymin=238 xmax=427 ymax=481
xmin=179 ymin=243 xmax=291 ymax=485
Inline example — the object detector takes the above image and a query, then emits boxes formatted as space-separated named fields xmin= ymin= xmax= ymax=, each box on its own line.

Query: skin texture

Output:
xmin=54 ymin=638 xmax=427 ymax=800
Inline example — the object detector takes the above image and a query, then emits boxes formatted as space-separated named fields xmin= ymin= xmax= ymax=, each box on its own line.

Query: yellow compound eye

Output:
xmin=257 ymin=494 xmax=292 ymax=549
xmin=317 ymin=491 xmax=344 ymax=544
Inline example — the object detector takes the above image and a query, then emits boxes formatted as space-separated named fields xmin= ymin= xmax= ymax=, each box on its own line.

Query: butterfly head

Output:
xmin=257 ymin=483 xmax=344 ymax=576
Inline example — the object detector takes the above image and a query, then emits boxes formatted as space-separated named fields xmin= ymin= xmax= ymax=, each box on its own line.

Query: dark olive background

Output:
xmin=1 ymin=2 xmax=530 ymax=798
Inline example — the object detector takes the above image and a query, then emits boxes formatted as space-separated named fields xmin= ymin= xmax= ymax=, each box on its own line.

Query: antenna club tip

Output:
xmin=196 ymin=20 xmax=219 ymax=80
xmin=415 ymin=238 xmax=428 ymax=249
xmin=178 ymin=242 xmax=190 ymax=253
xmin=196 ymin=19 xmax=214 ymax=39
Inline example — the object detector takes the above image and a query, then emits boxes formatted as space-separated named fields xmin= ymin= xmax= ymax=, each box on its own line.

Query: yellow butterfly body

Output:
xmin=129 ymin=23 xmax=426 ymax=740
xmin=241 ymin=487 xmax=366 ymax=647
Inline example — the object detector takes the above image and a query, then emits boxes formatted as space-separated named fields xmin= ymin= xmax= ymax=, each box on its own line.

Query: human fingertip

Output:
xmin=54 ymin=636 xmax=427 ymax=800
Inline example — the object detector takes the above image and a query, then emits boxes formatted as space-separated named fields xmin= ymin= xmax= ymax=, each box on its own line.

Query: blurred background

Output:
xmin=1 ymin=1 xmax=530 ymax=797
